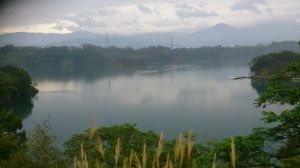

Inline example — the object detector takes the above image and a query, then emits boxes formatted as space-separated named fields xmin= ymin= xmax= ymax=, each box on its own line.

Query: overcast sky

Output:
xmin=0 ymin=0 xmax=299 ymax=34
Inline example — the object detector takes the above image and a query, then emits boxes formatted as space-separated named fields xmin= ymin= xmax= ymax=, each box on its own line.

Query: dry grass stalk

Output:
xmin=174 ymin=134 xmax=184 ymax=165
xmin=73 ymin=156 xmax=77 ymax=168
xmin=73 ymin=143 xmax=89 ymax=168
xmin=95 ymin=159 xmax=103 ymax=168
xmin=133 ymin=151 xmax=143 ymax=168
xmin=212 ymin=153 xmax=217 ymax=168
xmin=129 ymin=150 xmax=134 ymax=168
xmin=156 ymin=132 xmax=165 ymax=168
xmin=83 ymin=153 xmax=89 ymax=168
xmin=74 ymin=143 xmax=89 ymax=168
xmin=115 ymin=138 xmax=121 ymax=168
xmin=187 ymin=132 xmax=194 ymax=168
xmin=169 ymin=160 xmax=174 ymax=168
xmin=88 ymin=127 xmax=96 ymax=142
xmin=97 ymin=137 xmax=105 ymax=160
xmin=122 ymin=157 xmax=129 ymax=168
xmin=152 ymin=154 xmax=157 ymax=168
xmin=230 ymin=137 xmax=236 ymax=168
xmin=163 ymin=154 xmax=170 ymax=168
xmin=179 ymin=141 xmax=185 ymax=168
xmin=143 ymin=143 xmax=147 ymax=168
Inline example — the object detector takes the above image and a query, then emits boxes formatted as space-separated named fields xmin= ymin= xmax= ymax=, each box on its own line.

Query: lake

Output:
xmin=21 ymin=65 xmax=269 ymax=143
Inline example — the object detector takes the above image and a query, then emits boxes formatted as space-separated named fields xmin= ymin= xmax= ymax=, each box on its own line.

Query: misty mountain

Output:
xmin=0 ymin=22 xmax=299 ymax=48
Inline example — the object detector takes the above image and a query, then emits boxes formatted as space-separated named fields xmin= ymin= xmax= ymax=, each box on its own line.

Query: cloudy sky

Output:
xmin=0 ymin=0 xmax=299 ymax=34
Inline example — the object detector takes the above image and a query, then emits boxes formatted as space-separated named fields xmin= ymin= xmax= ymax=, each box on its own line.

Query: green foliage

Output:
xmin=0 ymin=65 xmax=38 ymax=164
xmin=250 ymin=63 xmax=300 ymax=167
xmin=250 ymin=50 xmax=300 ymax=76
xmin=0 ymin=65 xmax=38 ymax=111
xmin=1 ymin=120 xmax=65 ymax=167
xmin=0 ymin=110 xmax=26 ymax=161
xmin=64 ymin=124 xmax=167 ymax=167
xmin=27 ymin=120 xmax=65 ymax=167
xmin=0 ymin=149 xmax=33 ymax=168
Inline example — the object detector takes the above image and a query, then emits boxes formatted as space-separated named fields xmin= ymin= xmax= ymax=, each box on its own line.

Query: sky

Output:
xmin=0 ymin=0 xmax=299 ymax=34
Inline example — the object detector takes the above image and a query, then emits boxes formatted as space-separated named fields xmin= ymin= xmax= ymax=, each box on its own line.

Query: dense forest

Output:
xmin=250 ymin=50 xmax=300 ymax=76
xmin=0 ymin=66 xmax=38 ymax=165
xmin=1 ymin=41 xmax=300 ymax=71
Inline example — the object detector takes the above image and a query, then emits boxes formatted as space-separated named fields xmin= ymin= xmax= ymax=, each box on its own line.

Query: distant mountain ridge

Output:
xmin=0 ymin=22 xmax=299 ymax=48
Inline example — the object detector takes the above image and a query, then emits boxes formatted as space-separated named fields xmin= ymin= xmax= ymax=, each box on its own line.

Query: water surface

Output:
xmin=22 ymin=65 xmax=267 ymax=142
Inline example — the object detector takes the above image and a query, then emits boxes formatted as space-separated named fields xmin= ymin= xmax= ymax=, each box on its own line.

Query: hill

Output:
xmin=250 ymin=50 xmax=300 ymax=76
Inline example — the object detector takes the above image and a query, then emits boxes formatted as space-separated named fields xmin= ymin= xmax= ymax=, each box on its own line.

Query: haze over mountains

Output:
xmin=1 ymin=22 xmax=299 ymax=48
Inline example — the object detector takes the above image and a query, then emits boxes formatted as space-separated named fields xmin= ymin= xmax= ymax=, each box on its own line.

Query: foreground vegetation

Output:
xmin=0 ymin=65 xmax=38 ymax=166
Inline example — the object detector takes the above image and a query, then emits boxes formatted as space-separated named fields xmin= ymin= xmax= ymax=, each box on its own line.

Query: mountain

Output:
xmin=187 ymin=22 xmax=300 ymax=47
xmin=0 ymin=22 xmax=299 ymax=47
xmin=0 ymin=31 xmax=100 ymax=46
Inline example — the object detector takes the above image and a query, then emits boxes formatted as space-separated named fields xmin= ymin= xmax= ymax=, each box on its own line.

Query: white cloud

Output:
xmin=231 ymin=0 xmax=268 ymax=13
xmin=0 ymin=0 xmax=299 ymax=34
xmin=137 ymin=5 xmax=152 ymax=14
xmin=176 ymin=9 xmax=217 ymax=18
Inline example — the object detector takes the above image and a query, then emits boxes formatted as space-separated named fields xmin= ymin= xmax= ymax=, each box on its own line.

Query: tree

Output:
xmin=27 ymin=120 xmax=65 ymax=167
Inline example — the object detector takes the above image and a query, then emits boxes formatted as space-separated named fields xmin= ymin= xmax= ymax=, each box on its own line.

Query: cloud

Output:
xmin=97 ymin=9 xmax=118 ymax=16
xmin=175 ymin=3 xmax=217 ymax=18
xmin=0 ymin=0 xmax=299 ymax=34
xmin=231 ymin=0 xmax=268 ymax=13
xmin=176 ymin=9 xmax=217 ymax=18
xmin=52 ymin=24 xmax=64 ymax=31
xmin=137 ymin=5 xmax=152 ymax=14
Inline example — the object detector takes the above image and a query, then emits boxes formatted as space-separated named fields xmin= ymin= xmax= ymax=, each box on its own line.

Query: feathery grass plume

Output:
xmin=230 ymin=137 xmax=236 ymax=168
xmin=88 ymin=120 xmax=97 ymax=142
xmin=95 ymin=159 xmax=103 ymax=168
xmin=129 ymin=150 xmax=134 ymax=168
xmin=84 ymin=153 xmax=89 ymax=168
xmin=75 ymin=143 xmax=89 ymax=168
xmin=174 ymin=134 xmax=183 ymax=164
xmin=169 ymin=160 xmax=174 ymax=168
xmin=97 ymin=137 xmax=105 ymax=160
xmin=88 ymin=127 xmax=96 ymax=142
xmin=143 ymin=143 xmax=147 ymax=168
xmin=174 ymin=133 xmax=186 ymax=166
xmin=133 ymin=151 xmax=143 ymax=168
xmin=187 ymin=132 xmax=194 ymax=168
xmin=80 ymin=143 xmax=84 ymax=161
xmin=115 ymin=138 xmax=121 ymax=168
xmin=73 ymin=156 xmax=77 ymax=168
xmin=96 ymin=159 xmax=104 ymax=168
xmin=212 ymin=153 xmax=217 ymax=168
xmin=163 ymin=154 xmax=170 ymax=168
xmin=152 ymin=154 xmax=156 ymax=168
xmin=122 ymin=157 xmax=129 ymax=168
xmin=179 ymin=140 xmax=185 ymax=168
xmin=156 ymin=132 xmax=165 ymax=168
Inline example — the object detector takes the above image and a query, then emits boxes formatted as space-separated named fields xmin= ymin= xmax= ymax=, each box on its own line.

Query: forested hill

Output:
xmin=1 ymin=41 xmax=300 ymax=70
xmin=250 ymin=50 xmax=300 ymax=76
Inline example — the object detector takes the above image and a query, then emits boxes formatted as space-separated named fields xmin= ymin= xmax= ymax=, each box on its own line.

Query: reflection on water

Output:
xmin=21 ymin=65 xmax=270 ymax=142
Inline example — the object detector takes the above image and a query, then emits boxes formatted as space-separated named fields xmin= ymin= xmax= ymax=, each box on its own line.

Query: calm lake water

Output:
xmin=22 ymin=65 xmax=269 ymax=143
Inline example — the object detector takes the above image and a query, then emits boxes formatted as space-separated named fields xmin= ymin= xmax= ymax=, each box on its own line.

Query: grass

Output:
xmin=73 ymin=132 xmax=237 ymax=168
